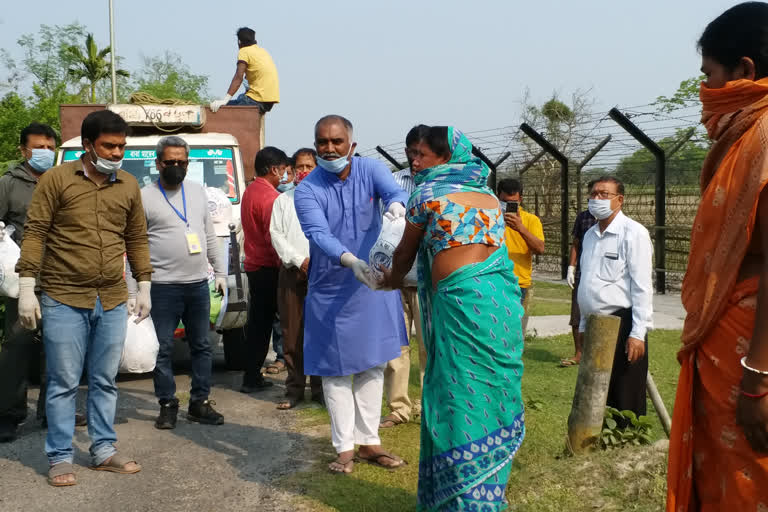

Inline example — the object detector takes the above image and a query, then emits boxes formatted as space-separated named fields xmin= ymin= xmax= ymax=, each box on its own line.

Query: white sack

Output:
xmin=0 ymin=232 xmax=21 ymax=298
xmin=119 ymin=316 xmax=160 ymax=373
xmin=369 ymin=215 xmax=418 ymax=287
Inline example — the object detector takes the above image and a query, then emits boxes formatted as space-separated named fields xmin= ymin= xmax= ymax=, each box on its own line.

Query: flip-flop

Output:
xmin=357 ymin=450 xmax=407 ymax=471
xmin=48 ymin=462 xmax=77 ymax=487
xmin=328 ymin=455 xmax=355 ymax=474
xmin=265 ymin=361 xmax=287 ymax=374
xmin=276 ymin=398 xmax=301 ymax=410
xmin=379 ymin=414 xmax=406 ymax=428
xmin=559 ymin=358 xmax=580 ymax=368
xmin=90 ymin=453 xmax=141 ymax=474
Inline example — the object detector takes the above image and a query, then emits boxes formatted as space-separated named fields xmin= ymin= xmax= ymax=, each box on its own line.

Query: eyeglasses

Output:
xmin=161 ymin=159 xmax=189 ymax=168
xmin=589 ymin=190 xmax=621 ymax=199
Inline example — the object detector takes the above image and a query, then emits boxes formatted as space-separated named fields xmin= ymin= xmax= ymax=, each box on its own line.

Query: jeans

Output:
xmin=42 ymin=294 xmax=126 ymax=466
xmin=150 ymin=281 xmax=212 ymax=403
xmin=244 ymin=268 xmax=279 ymax=385
xmin=0 ymin=298 xmax=44 ymax=424
xmin=226 ymin=93 xmax=274 ymax=114
xmin=272 ymin=313 xmax=284 ymax=362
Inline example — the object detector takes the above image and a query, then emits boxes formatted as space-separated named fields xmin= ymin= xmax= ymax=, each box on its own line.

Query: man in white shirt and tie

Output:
xmin=578 ymin=176 xmax=653 ymax=423
xmin=270 ymin=148 xmax=322 ymax=409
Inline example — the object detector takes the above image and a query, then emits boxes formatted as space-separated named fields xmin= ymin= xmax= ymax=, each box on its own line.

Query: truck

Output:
xmin=57 ymin=103 xmax=265 ymax=370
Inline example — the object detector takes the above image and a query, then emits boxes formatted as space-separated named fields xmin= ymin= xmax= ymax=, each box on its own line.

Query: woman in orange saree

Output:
xmin=667 ymin=3 xmax=768 ymax=510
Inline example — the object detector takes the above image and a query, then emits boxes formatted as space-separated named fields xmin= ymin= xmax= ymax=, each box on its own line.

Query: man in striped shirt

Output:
xmin=380 ymin=125 xmax=429 ymax=428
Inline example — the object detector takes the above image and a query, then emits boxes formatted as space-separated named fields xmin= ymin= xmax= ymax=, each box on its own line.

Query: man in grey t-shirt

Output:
xmin=129 ymin=136 xmax=228 ymax=429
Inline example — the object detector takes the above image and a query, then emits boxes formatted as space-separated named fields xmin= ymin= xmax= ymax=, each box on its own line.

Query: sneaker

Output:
xmin=0 ymin=418 xmax=17 ymax=443
xmin=188 ymin=399 xmax=224 ymax=425
xmin=155 ymin=398 xmax=179 ymax=430
xmin=239 ymin=376 xmax=274 ymax=394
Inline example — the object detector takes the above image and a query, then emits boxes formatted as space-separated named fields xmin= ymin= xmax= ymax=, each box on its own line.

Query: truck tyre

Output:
xmin=222 ymin=326 xmax=248 ymax=371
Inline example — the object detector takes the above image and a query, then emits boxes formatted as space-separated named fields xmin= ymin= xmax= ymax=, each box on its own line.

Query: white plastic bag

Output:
xmin=369 ymin=215 xmax=418 ymax=287
xmin=119 ymin=316 xmax=160 ymax=373
xmin=0 ymin=226 xmax=21 ymax=298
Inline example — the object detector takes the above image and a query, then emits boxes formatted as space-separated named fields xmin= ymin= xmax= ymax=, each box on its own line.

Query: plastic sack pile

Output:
xmin=119 ymin=316 xmax=160 ymax=373
xmin=369 ymin=215 xmax=418 ymax=287
xmin=0 ymin=225 xmax=20 ymax=298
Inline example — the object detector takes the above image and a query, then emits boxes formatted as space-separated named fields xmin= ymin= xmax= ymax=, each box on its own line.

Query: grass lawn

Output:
xmin=527 ymin=279 xmax=572 ymax=317
xmin=282 ymin=327 xmax=683 ymax=511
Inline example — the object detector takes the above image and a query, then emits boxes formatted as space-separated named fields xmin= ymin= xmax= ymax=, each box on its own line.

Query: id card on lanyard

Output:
xmin=158 ymin=182 xmax=202 ymax=255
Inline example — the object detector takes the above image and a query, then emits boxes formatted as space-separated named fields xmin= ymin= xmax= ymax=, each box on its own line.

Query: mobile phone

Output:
xmin=506 ymin=201 xmax=519 ymax=214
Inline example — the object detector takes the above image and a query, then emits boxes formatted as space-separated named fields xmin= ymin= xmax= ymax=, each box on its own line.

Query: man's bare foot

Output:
xmin=328 ymin=450 xmax=355 ymax=473
xmin=48 ymin=462 xmax=76 ymax=486
xmin=357 ymin=445 xmax=406 ymax=469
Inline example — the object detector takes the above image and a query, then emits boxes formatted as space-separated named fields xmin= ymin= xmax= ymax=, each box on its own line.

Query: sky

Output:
xmin=0 ymin=0 xmax=742 ymax=154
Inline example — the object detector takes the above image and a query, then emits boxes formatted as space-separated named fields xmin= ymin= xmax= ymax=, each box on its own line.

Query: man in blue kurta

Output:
xmin=294 ymin=115 xmax=408 ymax=474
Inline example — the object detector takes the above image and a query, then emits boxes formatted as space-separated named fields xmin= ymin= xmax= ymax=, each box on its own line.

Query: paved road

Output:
xmin=0 ymin=370 xmax=314 ymax=512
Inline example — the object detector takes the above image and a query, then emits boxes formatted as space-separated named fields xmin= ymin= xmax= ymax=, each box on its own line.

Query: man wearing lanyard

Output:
xmin=127 ymin=136 xmax=228 ymax=429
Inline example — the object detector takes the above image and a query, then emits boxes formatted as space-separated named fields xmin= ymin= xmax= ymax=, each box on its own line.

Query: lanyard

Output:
xmin=158 ymin=181 xmax=188 ymax=225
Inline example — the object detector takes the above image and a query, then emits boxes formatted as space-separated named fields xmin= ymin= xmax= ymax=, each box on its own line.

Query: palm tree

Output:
xmin=65 ymin=33 xmax=129 ymax=103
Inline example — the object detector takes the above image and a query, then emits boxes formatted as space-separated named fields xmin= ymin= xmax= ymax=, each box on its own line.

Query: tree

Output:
xmin=0 ymin=93 xmax=33 ymax=169
xmin=655 ymin=76 xmax=703 ymax=112
xmin=614 ymin=129 xmax=709 ymax=186
xmin=133 ymin=51 xmax=210 ymax=103
xmin=65 ymin=33 xmax=128 ymax=103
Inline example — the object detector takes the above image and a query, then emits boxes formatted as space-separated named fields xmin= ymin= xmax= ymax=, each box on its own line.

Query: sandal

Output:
xmin=265 ymin=360 xmax=286 ymax=374
xmin=328 ymin=454 xmax=355 ymax=474
xmin=357 ymin=450 xmax=406 ymax=471
xmin=90 ymin=453 xmax=141 ymax=474
xmin=379 ymin=414 xmax=406 ymax=428
xmin=277 ymin=398 xmax=301 ymax=410
xmin=48 ymin=462 xmax=77 ymax=487
xmin=559 ymin=358 xmax=580 ymax=368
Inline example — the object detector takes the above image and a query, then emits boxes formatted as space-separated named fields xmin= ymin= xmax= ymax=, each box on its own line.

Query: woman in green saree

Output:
xmin=379 ymin=126 xmax=525 ymax=511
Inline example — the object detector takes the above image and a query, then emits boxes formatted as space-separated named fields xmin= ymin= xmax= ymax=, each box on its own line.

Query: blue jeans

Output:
xmin=150 ymin=281 xmax=212 ymax=403
xmin=272 ymin=313 xmax=284 ymax=362
xmin=42 ymin=294 xmax=126 ymax=466
xmin=226 ymin=93 xmax=274 ymax=114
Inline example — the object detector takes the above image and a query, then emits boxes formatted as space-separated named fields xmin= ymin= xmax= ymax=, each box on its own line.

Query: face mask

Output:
xmin=27 ymin=148 xmax=55 ymax=172
xmin=160 ymin=165 xmax=187 ymax=186
xmin=277 ymin=182 xmax=295 ymax=193
xmin=317 ymin=145 xmax=354 ymax=175
xmin=588 ymin=198 xmax=614 ymax=220
xmin=278 ymin=169 xmax=291 ymax=184
xmin=88 ymin=146 xmax=122 ymax=174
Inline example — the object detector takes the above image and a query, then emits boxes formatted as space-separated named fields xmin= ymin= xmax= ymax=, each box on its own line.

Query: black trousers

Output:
xmin=243 ymin=267 xmax=279 ymax=385
xmin=0 ymin=298 xmax=45 ymax=424
xmin=608 ymin=307 xmax=648 ymax=422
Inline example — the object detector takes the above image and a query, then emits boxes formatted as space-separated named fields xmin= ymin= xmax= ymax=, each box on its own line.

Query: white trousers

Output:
xmin=322 ymin=364 xmax=385 ymax=453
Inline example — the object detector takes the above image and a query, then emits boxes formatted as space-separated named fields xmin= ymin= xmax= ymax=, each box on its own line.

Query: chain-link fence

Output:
xmin=362 ymin=100 xmax=704 ymax=292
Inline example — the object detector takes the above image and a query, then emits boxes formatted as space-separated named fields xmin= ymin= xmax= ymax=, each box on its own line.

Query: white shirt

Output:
xmin=577 ymin=211 xmax=653 ymax=339
xmin=392 ymin=168 xmax=416 ymax=196
xmin=269 ymin=189 xmax=309 ymax=268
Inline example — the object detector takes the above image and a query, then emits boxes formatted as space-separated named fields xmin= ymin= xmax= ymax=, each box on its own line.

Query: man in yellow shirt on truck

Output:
xmin=497 ymin=179 xmax=545 ymax=303
xmin=210 ymin=27 xmax=280 ymax=115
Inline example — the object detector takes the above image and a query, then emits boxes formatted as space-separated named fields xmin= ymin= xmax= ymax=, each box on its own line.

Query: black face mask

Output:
xmin=161 ymin=165 xmax=186 ymax=186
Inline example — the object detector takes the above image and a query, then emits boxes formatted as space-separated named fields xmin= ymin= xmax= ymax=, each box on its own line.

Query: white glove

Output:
xmin=215 ymin=276 xmax=228 ymax=295
xmin=340 ymin=252 xmax=377 ymax=289
xmin=134 ymin=281 xmax=151 ymax=324
xmin=387 ymin=202 xmax=406 ymax=219
xmin=209 ymin=94 xmax=232 ymax=113
xmin=566 ymin=265 xmax=576 ymax=289
xmin=18 ymin=277 xmax=41 ymax=330
xmin=126 ymin=294 xmax=137 ymax=316
xmin=0 ymin=221 xmax=5 ymax=242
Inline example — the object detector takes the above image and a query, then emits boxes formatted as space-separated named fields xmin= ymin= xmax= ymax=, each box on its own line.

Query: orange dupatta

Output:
xmin=667 ymin=79 xmax=768 ymax=511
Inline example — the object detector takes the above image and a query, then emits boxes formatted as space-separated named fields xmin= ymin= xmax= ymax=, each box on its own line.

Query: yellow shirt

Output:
xmin=504 ymin=208 xmax=544 ymax=289
xmin=237 ymin=45 xmax=280 ymax=103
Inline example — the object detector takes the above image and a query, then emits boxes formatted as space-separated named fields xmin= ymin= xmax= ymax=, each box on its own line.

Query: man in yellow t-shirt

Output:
xmin=210 ymin=27 xmax=280 ymax=114
xmin=497 ymin=179 xmax=545 ymax=303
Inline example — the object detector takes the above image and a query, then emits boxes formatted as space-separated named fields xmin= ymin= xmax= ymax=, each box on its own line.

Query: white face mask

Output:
xmin=588 ymin=198 xmax=615 ymax=220
xmin=88 ymin=146 xmax=122 ymax=174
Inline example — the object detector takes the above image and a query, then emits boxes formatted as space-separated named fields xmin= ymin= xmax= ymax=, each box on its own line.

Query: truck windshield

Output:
xmin=61 ymin=147 xmax=239 ymax=202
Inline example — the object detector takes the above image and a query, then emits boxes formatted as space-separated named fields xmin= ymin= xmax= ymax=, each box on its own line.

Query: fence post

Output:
xmin=471 ymin=147 xmax=498 ymax=192
xmin=608 ymin=108 xmax=666 ymax=294
xmin=519 ymin=150 xmax=546 ymax=176
xmin=520 ymin=123 xmax=569 ymax=279
xmin=567 ymin=314 xmax=622 ymax=454
xmin=575 ymin=135 xmax=612 ymax=212
xmin=375 ymin=146 xmax=405 ymax=170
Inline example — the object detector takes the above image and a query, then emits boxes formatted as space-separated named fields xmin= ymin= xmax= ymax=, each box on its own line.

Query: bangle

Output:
xmin=741 ymin=389 xmax=768 ymax=399
xmin=740 ymin=357 xmax=768 ymax=375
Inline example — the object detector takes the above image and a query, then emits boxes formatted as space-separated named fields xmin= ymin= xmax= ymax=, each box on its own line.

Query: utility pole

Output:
xmin=109 ymin=0 xmax=118 ymax=104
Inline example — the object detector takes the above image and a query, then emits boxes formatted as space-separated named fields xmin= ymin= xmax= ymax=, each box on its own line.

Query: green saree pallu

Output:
xmin=417 ymin=246 xmax=525 ymax=512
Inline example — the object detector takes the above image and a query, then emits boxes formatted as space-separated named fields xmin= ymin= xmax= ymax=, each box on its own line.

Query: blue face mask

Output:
xmin=277 ymin=182 xmax=295 ymax=193
xmin=27 ymin=148 xmax=55 ymax=172
xmin=317 ymin=145 xmax=354 ymax=175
